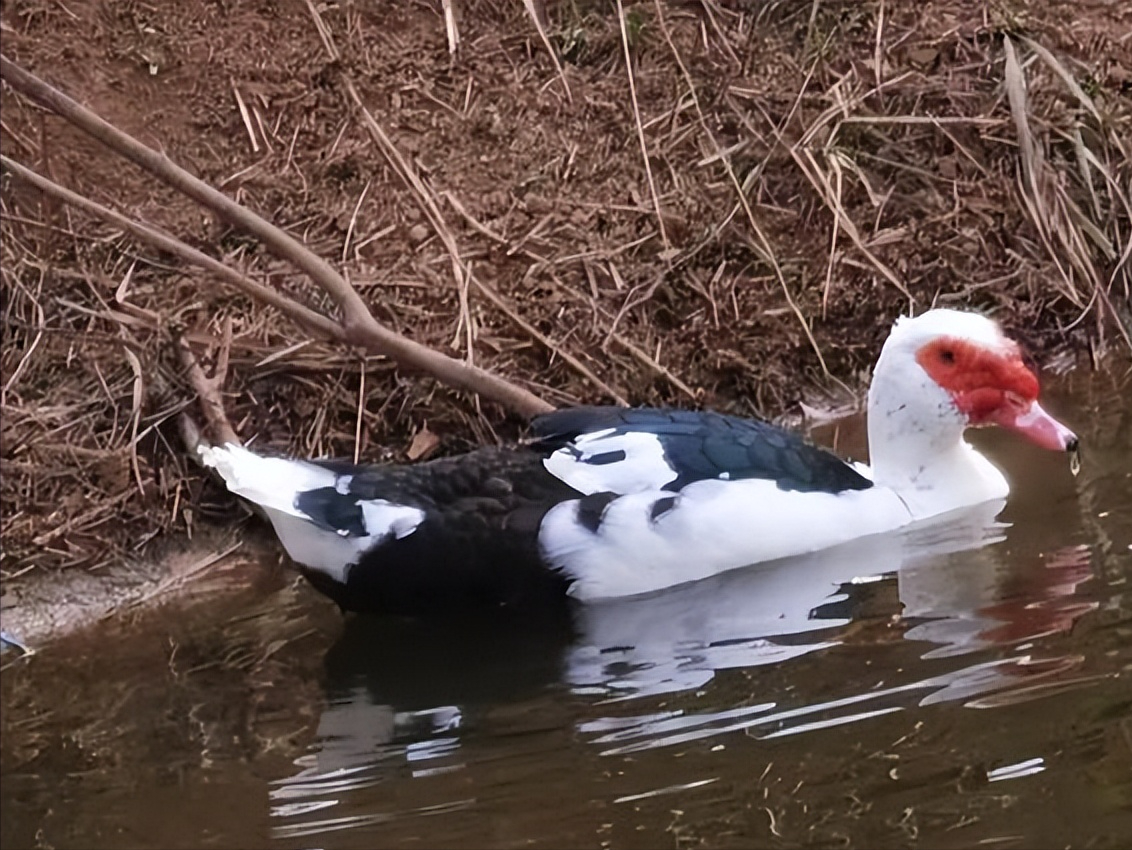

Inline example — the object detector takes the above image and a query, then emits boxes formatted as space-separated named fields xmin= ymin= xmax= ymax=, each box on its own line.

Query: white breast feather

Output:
xmin=539 ymin=478 xmax=912 ymax=600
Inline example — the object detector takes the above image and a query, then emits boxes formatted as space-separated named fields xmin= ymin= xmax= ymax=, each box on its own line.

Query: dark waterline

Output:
xmin=2 ymin=368 xmax=1130 ymax=849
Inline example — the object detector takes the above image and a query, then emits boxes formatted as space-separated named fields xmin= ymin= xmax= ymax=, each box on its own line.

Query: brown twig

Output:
xmin=616 ymin=0 xmax=669 ymax=251
xmin=468 ymin=274 xmax=630 ymax=406
xmin=177 ymin=319 xmax=240 ymax=447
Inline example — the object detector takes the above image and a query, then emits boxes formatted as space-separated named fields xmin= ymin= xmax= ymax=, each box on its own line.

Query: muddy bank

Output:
xmin=0 ymin=527 xmax=295 ymax=649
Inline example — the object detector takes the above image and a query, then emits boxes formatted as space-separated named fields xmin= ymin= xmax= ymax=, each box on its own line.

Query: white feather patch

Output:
xmin=360 ymin=501 xmax=423 ymax=540
xmin=539 ymin=478 xmax=912 ymax=600
xmin=200 ymin=443 xmax=424 ymax=583
xmin=258 ymin=508 xmax=366 ymax=583
xmin=542 ymin=431 xmax=675 ymax=495
xmin=200 ymin=443 xmax=338 ymax=517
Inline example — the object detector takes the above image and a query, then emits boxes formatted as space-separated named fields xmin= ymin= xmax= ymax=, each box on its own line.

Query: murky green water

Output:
xmin=2 ymin=367 xmax=1130 ymax=849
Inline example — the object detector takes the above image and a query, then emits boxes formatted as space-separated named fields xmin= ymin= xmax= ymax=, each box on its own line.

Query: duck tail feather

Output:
xmin=198 ymin=443 xmax=335 ymax=519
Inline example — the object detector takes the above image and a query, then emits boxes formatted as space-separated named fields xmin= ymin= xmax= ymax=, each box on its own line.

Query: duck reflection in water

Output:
xmin=269 ymin=504 xmax=1097 ymax=837
xmin=566 ymin=499 xmax=1095 ymax=700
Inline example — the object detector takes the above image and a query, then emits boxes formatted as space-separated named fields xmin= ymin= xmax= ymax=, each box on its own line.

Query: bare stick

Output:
xmin=522 ymin=0 xmax=573 ymax=104
xmin=525 ymin=0 xmax=549 ymax=28
xmin=615 ymin=0 xmax=669 ymax=250
xmin=614 ymin=334 xmax=698 ymax=402
xmin=441 ymin=0 xmax=460 ymax=55
xmin=0 ymin=58 xmax=365 ymax=317
xmin=0 ymin=55 xmax=553 ymax=417
xmin=342 ymin=87 xmax=624 ymax=401
xmin=468 ymin=275 xmax=630 ymax=406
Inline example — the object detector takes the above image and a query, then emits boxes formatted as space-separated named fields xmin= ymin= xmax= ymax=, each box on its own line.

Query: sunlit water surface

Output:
xmin=2 ymin=368 xmax=1130 ymax=849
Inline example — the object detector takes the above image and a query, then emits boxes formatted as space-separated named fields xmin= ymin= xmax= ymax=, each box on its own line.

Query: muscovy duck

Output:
xmin=199 ymin=309 xmax=1077 ymax=614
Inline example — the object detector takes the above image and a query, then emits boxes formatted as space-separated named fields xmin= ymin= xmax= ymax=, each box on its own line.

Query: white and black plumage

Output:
xmin=199 ymin=309 xmax=1078 ymax=615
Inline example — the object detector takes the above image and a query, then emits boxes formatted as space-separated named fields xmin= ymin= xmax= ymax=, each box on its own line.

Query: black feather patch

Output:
xmin=583 ymin=449 xmax=627 ymax=466
xmin=649 ymin=495 xmax=678 ymax=522
xmin=294 ymin=487 xmax=365 ymax=536
xmin=576 ymin=492 xmax=618 ymax=533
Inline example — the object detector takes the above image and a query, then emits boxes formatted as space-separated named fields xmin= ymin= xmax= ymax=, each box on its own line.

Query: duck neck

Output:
xmin=866 ymin=366 xmax=1007 ymax=519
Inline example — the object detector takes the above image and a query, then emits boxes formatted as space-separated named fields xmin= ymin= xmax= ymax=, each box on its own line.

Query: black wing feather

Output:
xmin=530 ymin=406 xmax=871 ymax=494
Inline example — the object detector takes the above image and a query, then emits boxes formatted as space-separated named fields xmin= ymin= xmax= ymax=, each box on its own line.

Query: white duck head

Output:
xmin=866 ymin=309 xmax=1077 ymax=518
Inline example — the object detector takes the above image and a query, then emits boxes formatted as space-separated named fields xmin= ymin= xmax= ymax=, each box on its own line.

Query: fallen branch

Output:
xmin=0 ymin=55 xmax=554 ymax=417
xmin=1 ymin=155 xmax=344 ymax=341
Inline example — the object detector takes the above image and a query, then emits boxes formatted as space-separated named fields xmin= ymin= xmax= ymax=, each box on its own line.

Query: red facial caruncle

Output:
xmin=915 ymin=337 xmax=1077 ymax=452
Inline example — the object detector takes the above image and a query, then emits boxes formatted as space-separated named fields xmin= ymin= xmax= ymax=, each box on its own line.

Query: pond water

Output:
xmin=2 ymin=367 xmax=1130 ymax=849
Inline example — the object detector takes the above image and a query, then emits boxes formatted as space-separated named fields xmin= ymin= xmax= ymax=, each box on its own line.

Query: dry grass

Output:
xmin=1 ymin=0 xmax=1129 ymax=580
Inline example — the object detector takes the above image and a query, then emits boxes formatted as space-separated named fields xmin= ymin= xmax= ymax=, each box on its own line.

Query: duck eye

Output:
xmin=939 ymin=348 xmax=955 ymax=364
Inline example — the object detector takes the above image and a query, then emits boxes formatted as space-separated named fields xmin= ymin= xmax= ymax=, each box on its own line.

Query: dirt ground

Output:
xmin=1 ymin=0 xmax=1130 ymax=620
